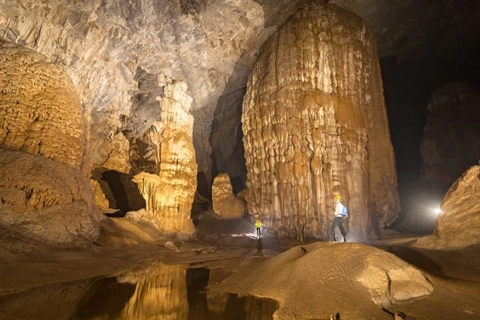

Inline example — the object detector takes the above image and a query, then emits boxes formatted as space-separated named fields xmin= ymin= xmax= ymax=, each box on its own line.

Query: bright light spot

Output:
xmin=433 ymin=207 xmax=442 ymax=215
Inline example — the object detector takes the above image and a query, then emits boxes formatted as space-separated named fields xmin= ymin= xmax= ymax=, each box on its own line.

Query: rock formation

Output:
xmin=420 ymin=82 xmax=480 ymax=192
xmin=212 ymin=173 xmax=246 ymax=219
xmin=242 ymin=3 xmax=399 ymax=241
xmin=213 ymin=242 xmax=433 ymax=319
xmin=0 ymin=0 xmax=315 ymax=196
xmin=129 ymin=81 xmax=196 ymax=235
xmin=416 ymin=164 xmax=480 ymax=249
xmin=399 ymin=82 xmax=480 ymax=233
xmin=0 ymin=41 xmax=101 ymax=246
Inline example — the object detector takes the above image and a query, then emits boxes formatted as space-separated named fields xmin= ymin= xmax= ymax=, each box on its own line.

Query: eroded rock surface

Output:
xmin=400 ymin=82 xmax=480 ymax=233
xmin=0 ymin=41 xmax=101 ymax=246
xmin=0 ymin=40 xmax=87 ymax=170
xmin=420 ymin=82 xmax=480 ymax=193
xmin=212 ymin=173 xmax=246 ymax=219
xmin=417 ymin=164 xmax=480 ymax=249
xmin=213 ymin=242 xmax=433 ymax=319
xmin=242 ymin=3 xmax=399 ymax=241
xmin=129 ymin=81 xmax=196 ymax=235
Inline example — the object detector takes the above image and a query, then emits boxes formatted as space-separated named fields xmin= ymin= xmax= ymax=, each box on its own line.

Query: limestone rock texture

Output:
xmin=0 ymin=41 xmax=101 ymax=246
xmin=420 ymin=82 xmax=480 ymax=193
xmin=0 ymin=0 xmax=314 ymax=198
xmin=213 ymin=242 xmax=433 ymax=319
xmin=399 ymin=82 xmax=480 ymax=233
xmin=242 ymin=3 xmax=399 ymax=241
xmin=416 ymin=164 xmax=480 ymax=249
xmin=0 ymin=40 xmax=86 ymax=169
xmin=212 ymin=173 xmax=246 ymax=219
xmin=129 ymin=81 xmax=196 ymax=235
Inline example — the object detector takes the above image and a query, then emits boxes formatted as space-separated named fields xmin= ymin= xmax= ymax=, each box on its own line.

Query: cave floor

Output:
xmin=1 ymin=211 xmax=479 ymax=319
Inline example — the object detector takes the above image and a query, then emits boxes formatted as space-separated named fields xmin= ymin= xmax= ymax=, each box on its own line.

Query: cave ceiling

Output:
xmin=0 ymin=0 xmax=478 ymax=178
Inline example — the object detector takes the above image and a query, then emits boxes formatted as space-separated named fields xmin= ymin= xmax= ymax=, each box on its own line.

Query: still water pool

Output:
xmin=0 ymin=263 xmax=278 ymax=320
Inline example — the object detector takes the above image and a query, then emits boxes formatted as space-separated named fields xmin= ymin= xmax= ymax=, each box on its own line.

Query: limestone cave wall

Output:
xmin=0 ymin=0 xmax=311 ymax=199
xmin=398 ymin=82 xmax=480 ymax=233
xmin=242 ymin=3 xmax=399 ymax=241
xmin=420 ymin=82 xmax=480 ymax=194
xmin=0 ymin=41 xmax=101 ymax=246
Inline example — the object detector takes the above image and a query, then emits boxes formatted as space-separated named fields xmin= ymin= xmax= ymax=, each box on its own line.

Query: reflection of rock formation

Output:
xmin=242 ymin=3 xmax=399 ymax=241
xmin=417 ymin=164 xmax=480 ymax=249
xmin=129 ymin=81 xmax=196 ymax=235
xmin=212 ymin=173 xmax=246 ymax=219
xmin=0 ymin=40 xmax=101 ymax=246
xmin=206 ymin=268 xmax=231 ymax=315
xmin=119 ymin=263 xmax=188 ymax=320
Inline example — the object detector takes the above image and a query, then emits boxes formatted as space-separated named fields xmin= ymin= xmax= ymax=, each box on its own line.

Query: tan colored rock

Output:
xmin=90 ymin=178 xmax=110 ymax=211
xmin=213 ymin=242 xmax=433 ymax=319
xmin=129 ymin=81 xmax=196 ymax=235
xmin=241 ymin=3 xmax=399 ymax=241
xmin=212 ymin=173 xmax=246 ymax=219
xmin=416 ymin=164 xmax=480 ymax=249
xmin=0 ymin=42 xmax=101 ymax=246
xmin=91 ymin=131 xmax=132 ymax=174
xmin=0 ymin=40 xmax=87 ymax=170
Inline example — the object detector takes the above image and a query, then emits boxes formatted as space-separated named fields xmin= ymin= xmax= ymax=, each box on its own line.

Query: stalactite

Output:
xmin=242 ymin=3 xmax=399 ymax=241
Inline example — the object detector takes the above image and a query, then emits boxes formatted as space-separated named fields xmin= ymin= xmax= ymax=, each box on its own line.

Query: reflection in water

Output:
xmin=0 ymin=263 xmax=277 ymax=320
xmin=206 ymin=268 xmax=231 ymax=315
xmin=118 ymin=263 xmax=188 ymax=320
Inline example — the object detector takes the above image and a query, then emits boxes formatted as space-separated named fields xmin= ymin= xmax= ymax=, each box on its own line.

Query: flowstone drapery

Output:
xmin=242 ymin=3 xmax=399 ymax=241
xmin=129 ymin=81 xmax=196 ymax=235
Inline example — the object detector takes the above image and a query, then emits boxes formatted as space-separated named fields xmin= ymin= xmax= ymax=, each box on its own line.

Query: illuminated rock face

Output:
xmin=0 ymin=41 xmax=101 ymax=245
xmin=242 ymin=4 xmax=399 ymax=240
xmin=212 ymin=173 xmax=246 ymax=219
xmin=416 ymin=164 xmax=480 ymax=249
xmin=0 ymin=40 xmax=86 ymax=169
xmin=129 ymin=81 xmax=196 ymax=235
xmin=401 ymin=82 xmax=480 ymax=233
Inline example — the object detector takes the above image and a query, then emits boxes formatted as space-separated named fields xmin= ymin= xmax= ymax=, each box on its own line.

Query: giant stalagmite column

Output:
xmin=242 ymin=3 xmax=399 ymax=241
xmin=130 ymin=81 xmax=196 ymax=235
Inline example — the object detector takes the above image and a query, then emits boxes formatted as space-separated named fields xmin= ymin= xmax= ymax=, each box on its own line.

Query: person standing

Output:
xmin=330 ymin=194 xmax=348 ymax=242
xmin=255 ymin=218 xmax=263 ymax=238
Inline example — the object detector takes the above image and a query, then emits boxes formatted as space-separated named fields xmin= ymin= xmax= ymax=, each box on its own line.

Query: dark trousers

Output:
xmin=256 ymin=228 xmax=261 ymax=237
xmin=330 ymin=217 xmax=347 ymax=241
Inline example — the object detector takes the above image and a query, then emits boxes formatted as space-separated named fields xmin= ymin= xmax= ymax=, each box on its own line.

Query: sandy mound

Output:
xmin=212 ymin=242 xmax=434 ymax=319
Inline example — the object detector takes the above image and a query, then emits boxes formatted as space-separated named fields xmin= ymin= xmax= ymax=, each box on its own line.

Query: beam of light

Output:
xmin=433 ymin=207 xmax=442 ymax=215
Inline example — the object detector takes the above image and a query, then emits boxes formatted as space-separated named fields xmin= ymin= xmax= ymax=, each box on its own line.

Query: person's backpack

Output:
xmin=341 ymin=205 xmax=349 ymax=217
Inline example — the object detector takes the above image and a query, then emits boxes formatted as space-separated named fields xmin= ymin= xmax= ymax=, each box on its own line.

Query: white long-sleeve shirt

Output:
xmin=334 ymin=200 xmax=344 ymax=217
